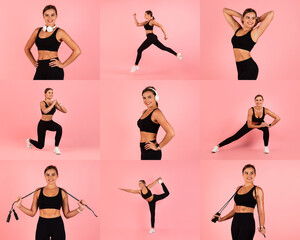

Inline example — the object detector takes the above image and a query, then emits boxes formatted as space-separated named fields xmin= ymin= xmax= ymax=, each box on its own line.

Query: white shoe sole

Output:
xmin=26 ymin=139 xmax=32 ymax=149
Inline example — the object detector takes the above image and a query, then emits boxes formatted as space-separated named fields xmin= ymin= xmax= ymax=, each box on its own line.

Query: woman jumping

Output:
xmin=27 ymin=88 xmax=67 ymax=155
xmin=212 ymin=94 xmax=280 ymax=153
xmin=119 ymin=177 xmax=170 ymax=234
xmin=131 ymin=11 xmax=182 ymax=73
xmin=223 ymin=8 xmax=274 ymax=80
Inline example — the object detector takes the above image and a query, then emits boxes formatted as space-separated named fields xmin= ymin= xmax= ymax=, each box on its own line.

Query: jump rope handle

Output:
xmin=6 ymin=211 xmax=12 ymax=223
xmin=211 ymin=212 xmax=220 ymax=223
xmin=13 ymin=209 xmax=19 ymax=220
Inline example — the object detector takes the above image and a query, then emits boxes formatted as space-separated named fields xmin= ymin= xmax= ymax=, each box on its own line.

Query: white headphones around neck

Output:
xmin=43 ymin=25 xmax=57 ymax=32
xmin=148 ymin=88 xmax=159 ymax=101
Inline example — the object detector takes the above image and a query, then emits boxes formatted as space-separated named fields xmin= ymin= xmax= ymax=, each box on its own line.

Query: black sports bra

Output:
xmin=144 ymin=21 xmax=154 ymax=30
xmin=41 ymin=101 xmax=56 ymax=115
xmin=231 ymin=27 xmax=256 ymax=52
xmin=137 ymin=108 xmax=160 ymax=134
xmin=35 ymin=27 xmax=61 ymax=52
xmin=234 ymin=186 xmax=257 ymax=208
xmin=141 ymin=186 xmax=152 ymax=199
xmin=251 ymin=107 xmax=265 ymax=124
xmin=38 ymin=187 xmax=63 ymax=210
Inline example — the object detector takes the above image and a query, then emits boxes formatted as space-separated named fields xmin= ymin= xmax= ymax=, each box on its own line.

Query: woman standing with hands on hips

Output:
xmin=26 ymin=88 xmax=67 ymax=155
xmin=15 ymin=165 xmax=86 ymax=240
xmin=25 ymin=5 xmax=81 ymax=80
xmin=130 ymin=11 xmax=182 ymax=73
xmin=137 ymin=86 xmax=175 ymax=160
xmin=223 ymin=8 xmax=274 ymax=80
xmin=212 ymin=164 xmax=266 ymax=240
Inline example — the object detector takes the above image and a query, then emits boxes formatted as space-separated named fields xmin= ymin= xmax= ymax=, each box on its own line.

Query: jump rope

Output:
xmin=211 ymin=186 xmax=266 ymax=238
xmin=7 ymin=188 xmax=98 ymax=223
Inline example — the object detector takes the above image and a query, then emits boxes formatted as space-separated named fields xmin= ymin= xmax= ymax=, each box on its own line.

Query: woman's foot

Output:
xmin=149 ymin=228 xmax=155 ymax=234
xmin=177 ymin=53 xmax=182 ymax=60
xmin=158 ymin=177 xmax=163 ymax=184
xmin=130 ymin=65 xmax=139 ymax=73
xmin=264 ymin=147 xmax=269 ymax=154
xmin=211 ymin=146 xmax=219 ymax=153
xmin=53 ymin=147 xmax=61 ymax=155
xmin=26 ymin=139 xmax=32 ymax=149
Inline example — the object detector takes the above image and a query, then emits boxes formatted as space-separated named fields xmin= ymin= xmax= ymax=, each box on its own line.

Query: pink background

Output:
xmin=0 ymin=160 xmax=100 ymax=239
xmin=0 ymin=80 xmax=100 ymax=160
xmin=0 ymin=0 xmax=100 ymax=80
xmin=200 ymin=0 xmax=300 ymax=80
xmin=200 ymin=160 xmax=300 ymax=239
xmin=100 ymin=0 xmax=200 ymax=80
xmin=100 ymin=80 xmax=201 ymax=160
xmin=198 ymin=80 xmax=299 ymax=160
xmin=100 ymin=160 xmax=200 ymax=240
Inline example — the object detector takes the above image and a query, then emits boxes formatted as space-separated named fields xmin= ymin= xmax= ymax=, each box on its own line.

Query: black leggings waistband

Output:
xmin=140 ymin=140 xmax=162 ymax=160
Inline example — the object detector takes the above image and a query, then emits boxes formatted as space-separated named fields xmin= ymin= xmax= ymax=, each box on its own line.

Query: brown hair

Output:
xmin=242 ymin=164 xmax=256 ymax=174
xmin=43 ymin=5 xmax=57 ymax=15
xmin=44 ymin=165 xmax=58 ymax=175
xmin=145 ymin=10 xmax=155 ymax=20
xmin=139 ymin=180 xmax=146 ymax=185
xmin=142 ymin=86 xmax=158 ymax=106
xmin=254 ymin=94 xmax=264 ymax=100
xmin=44 ymin=88 xmax=53 ymax=94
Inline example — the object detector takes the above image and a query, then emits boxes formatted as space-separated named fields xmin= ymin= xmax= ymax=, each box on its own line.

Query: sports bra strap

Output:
xmin=234 ymin=27 xmax=242 ymax=35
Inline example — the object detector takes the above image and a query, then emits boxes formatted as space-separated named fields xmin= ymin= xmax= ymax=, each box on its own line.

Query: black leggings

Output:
xmin=34 ymin=58 xmax=64 ymax=80
xmin=30 ymin=120 xmax=62 ymax=149
xmin=36 ymin=216 xmax=65 ymax=240
xmin=236 ymin=58 xmax=258 ymax=80
xmin=219 ymin=123 xmax=269 ymax=148
xmin=140 ymin=140 xmax=162 ymax=160
xmin=135 ymin=33 xmax=177 ymax=65
xmin=231 ymin=213 xmax=255 ymax=240
xmin=148 ymin=183 xmax=170 ymax=228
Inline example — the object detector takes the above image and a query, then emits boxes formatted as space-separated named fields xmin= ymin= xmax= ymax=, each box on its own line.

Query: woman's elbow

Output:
xmin=168 ymin=130 xmax=175 ymax=138
xmin=74 ymin=48 xmax=81 ymax=56
xmin=277 ymin=116 xmax=281 ymax=122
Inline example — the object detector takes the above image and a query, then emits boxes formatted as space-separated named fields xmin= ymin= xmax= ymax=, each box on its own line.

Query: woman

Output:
xmin=25 ymin=5 xmax=81 ymax=80
xmin=130 ymin=11 xmax=182 ymax=73
xmin=26 ymin=88 xmax=67 ymax=155
xmin=223 ymin=8 xmax=274 ymax=80
xmin=137 ymin=86 xmax=175 ymax=160
xmin=15 ymin=165 xmax=86 ymax=240
xmin=212 ymin=164 xmax=266 ymax=240
xmin=212 ymin=94 xmax=280 ymax=153
xmin=119 ymin=177 xmax=169 ymax=234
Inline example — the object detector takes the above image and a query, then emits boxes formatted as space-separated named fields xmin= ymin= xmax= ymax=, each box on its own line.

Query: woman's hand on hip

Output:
xmin=144 ymin=141 xmax=158 ymax=151
xmin=49 ymin=59 xmax=64 ymax=68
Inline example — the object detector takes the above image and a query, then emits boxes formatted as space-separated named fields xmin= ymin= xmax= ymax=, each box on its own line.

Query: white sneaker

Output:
xmin=211 ymin=146 xmax=219 ymax=153
xmin=177 ymin=53 xmax=182 ymax=60
xmin=130 ymin=65 xmax=139 ymax=73
xmin=26 ymin=139 xmax=32 ymax=148
xmin=53 ymin=147 xmax=61 ymax=155
xmin=149 ymin=228 xmax=155 ymax=234
xmin=264 ymin=147 xmax=269 ymax=154
xmin=158 ymin=178 xmax=163 ymax=184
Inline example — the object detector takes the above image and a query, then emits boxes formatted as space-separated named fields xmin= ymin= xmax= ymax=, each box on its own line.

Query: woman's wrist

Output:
xmin=76 ymin=208 xmax=82 ymax=213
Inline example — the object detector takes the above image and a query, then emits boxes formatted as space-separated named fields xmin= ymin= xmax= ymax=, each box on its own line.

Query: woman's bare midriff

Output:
xmin=145 ymin=195 xmax=154 ymax=202
xmin=145 ymin=30 xmax=153 ymax=34
xmin=38 ymin=50 xmax=58 ymax=60
xmin=234 ymin=205 xmax=254 ymax=213
xmin=41 ymin=115 xmax=53 ymax=121
xmin=140 ymin=132 xmax=157 ymax=143
xmin=40 ymin=209 xmax=61 ymax=218
xmin=233 ymin=49 xmax=251 ymax=62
